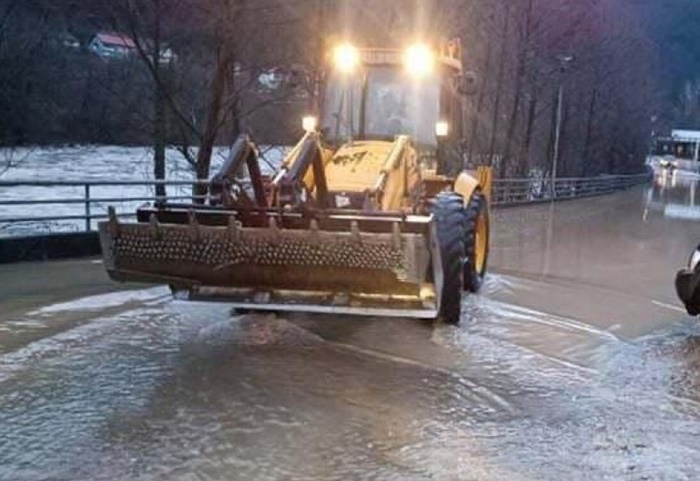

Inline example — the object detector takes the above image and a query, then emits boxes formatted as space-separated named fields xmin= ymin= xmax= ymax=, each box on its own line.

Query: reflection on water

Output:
xmin=645 ymin=170 xmax=700 ymax=221
xmin=0 ymin=287 xmax=699 ymax=480
xmin=2 ymin=179 xmax=700 ymax=480
xmin=489 ymin=172 xmax=698 ymax=334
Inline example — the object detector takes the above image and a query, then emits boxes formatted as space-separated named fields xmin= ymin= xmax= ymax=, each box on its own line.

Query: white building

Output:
xmin=88 ymin=32 xmax=137 ymax=59
xmin=672 ymin=129 xmax=700 ymax=141
xmin=88 ymin=32 xmax=176 ymax=64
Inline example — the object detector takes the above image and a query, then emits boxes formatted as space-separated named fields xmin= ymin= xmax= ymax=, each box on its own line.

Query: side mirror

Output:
xmin=457 ymin=71 xmax=478 ymax=96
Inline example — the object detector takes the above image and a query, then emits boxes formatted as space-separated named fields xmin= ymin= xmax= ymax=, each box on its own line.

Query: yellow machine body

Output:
xmin=98 ymin=41 xmax=492 ymax=323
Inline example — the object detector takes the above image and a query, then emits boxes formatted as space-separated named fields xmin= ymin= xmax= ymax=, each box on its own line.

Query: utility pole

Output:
xmin=551 ymin=55 xmax=572 ymax=198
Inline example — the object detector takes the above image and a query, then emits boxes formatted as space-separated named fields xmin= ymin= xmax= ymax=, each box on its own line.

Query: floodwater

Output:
xmin=0 ymin=146 xmax=285 ymax=236
xmin=1 ymin=171 xmax=699 ymax=480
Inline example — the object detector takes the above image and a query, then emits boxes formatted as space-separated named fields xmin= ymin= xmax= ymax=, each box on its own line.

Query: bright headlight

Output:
xmin=435 ymin=121 xmax=449 ymax=137
xmin=333 ymin=43 xmax=360 ymax=73
xmin=302 ymin=115 xmax=317 ymax=132
xmin=404 ymin=43 xmax=435 ymax=77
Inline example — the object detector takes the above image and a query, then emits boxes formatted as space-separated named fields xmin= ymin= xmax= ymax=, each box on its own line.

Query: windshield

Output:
xmin=322 ymin=66 xmax=440 ymax=147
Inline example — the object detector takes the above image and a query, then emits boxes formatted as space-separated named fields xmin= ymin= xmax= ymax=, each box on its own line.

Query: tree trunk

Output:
xmin=517 ymin=74 xmax=538 ymax=178
xmin=153 ymin=0 xmax=166 ymax=198
xmin=501 ymin=0 xmax=534 ymax=178
xmin=467 ymin=40 xmax=492 ymax=166
xmin=154 ymin=85 xmax=166 ymax=198
xmin=193 ymin=44 xmax=233 ymax=202
xmin=487 ymin=5 xmax=511 ymax=172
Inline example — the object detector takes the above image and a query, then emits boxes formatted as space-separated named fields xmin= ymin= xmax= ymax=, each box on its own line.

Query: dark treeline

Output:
xmin=645 ymin=0 xmax=700 ymax=129
xmin=0 ymin=0 xmax=694 ymax=178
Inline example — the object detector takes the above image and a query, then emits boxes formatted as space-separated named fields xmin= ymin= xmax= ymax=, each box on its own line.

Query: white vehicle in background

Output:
xmin=650 ymin=130 xmax=700 ymax=172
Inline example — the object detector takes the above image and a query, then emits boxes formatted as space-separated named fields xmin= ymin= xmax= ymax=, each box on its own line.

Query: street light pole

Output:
xmin=551 ymin=83 xmax=564 ymax=198
xmin=551 ymin=55 xmax=572 ymax=199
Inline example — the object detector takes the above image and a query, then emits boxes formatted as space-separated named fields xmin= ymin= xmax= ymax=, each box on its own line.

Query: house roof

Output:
xmin=96 ymin=32 xmax=136 ymax=49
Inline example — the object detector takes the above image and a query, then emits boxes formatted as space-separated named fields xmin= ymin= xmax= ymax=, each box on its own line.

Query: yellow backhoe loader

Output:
xmin=99 ymin=39 xmax=492 ymax=325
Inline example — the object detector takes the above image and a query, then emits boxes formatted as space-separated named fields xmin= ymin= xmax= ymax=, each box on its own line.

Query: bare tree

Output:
xmin=0 ymin=0 xmax=667 ymax=181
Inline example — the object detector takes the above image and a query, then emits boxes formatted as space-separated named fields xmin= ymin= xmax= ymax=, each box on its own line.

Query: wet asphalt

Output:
xmin=0 ymin=171 xmax=699 ymax=480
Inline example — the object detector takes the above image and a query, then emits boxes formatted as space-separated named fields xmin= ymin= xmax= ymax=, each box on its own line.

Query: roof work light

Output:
xmin=404 ymin=43 xmax=435 ymax=78
xmin=333 ymin=43 xmax=360 ymax=73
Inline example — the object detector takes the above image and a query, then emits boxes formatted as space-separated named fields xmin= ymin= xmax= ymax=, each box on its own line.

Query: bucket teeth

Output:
xmin=103 ymin=209 xmax=425 ymax=293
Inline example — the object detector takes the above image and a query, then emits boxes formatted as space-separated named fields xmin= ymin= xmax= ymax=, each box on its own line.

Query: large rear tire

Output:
xmin=430 ymin=192 xmax=466 ymax=325
xmin=463 ymin=191 xmax=490 ymax=293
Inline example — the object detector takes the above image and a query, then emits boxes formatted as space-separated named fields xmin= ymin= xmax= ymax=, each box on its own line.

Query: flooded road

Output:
xmin=1 ymin=172 xmax=699 ymax=480
xmin=490 ymin=170 xmax=699 ymax=337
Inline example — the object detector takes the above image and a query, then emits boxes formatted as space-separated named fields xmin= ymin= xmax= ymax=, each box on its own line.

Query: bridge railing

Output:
xmin=0 ymin=174 xmax=650 ymax=237
xmin=0 ymin=180 xmax=209 ymax=237
xmin=492 ymin=173 xmax=650 ymax=205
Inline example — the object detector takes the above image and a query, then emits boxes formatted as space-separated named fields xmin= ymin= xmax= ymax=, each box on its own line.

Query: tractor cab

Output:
xmin=316 ymin=41 xmax=473 ymax=177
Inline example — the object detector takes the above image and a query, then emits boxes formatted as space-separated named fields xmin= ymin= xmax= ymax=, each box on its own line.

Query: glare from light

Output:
xmin=435 ymin=121 xmax=449 ymax=137
xmin=302 ymin=115 xmax=318 ymax=132
xmin=405 ymin=43 xmax=435 ymax=77
xmin=333 ymin=43 xmax=360 ymax=73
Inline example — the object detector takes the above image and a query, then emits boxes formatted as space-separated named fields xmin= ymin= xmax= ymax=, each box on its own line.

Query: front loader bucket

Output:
xmin=98 ymin=207 xmax=443 ymax=319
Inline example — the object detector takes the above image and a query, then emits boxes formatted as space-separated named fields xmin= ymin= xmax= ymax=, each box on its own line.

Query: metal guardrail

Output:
xmin=0 ymin=174 xmax=650 ymax=237
xmin=491 ymin=173 xmax=651 ymax=206
xmin=0 ymin=180 xmax=209 ymax=236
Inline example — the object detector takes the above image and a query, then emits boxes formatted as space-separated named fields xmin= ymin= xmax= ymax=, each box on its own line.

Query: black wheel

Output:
xmin=463 ymin=191 xmax=490 ymax=293
xmin=430 ymin=192 xmax=466 ymax=325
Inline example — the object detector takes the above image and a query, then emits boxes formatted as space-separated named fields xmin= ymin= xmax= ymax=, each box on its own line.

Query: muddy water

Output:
xmin=490 ymin=171 xmax=699 ymax=337
xmin=1 ymin=172 xmax=699 ymax=480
